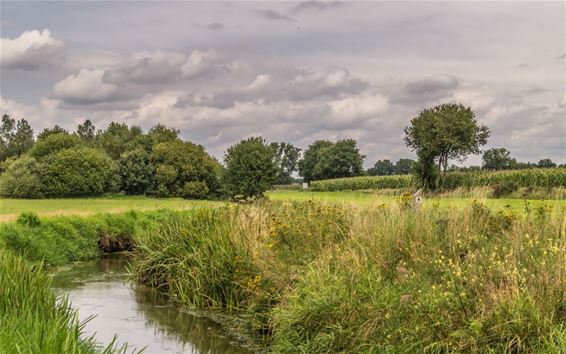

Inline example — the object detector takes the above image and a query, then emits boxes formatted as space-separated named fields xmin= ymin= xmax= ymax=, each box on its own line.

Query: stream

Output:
xmin=50 ymin=254 xmax=249 ymax=354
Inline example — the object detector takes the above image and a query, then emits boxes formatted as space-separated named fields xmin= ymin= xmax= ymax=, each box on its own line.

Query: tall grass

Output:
xmin=0 ymin=250 xmax=121 ymax=353
xmin=131 ymin=200 xmax=565 ymax=353
xmin=311 ymin=167 xmax=566 ymax=192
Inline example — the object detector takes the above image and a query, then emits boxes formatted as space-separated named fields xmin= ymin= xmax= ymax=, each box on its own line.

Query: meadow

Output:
xmin=0 ymin=194 xmax=564 ymax=353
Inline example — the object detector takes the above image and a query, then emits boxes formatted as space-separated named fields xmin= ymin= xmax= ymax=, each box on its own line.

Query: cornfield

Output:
xmin=310 ymin=168 xmax=566 ymax=191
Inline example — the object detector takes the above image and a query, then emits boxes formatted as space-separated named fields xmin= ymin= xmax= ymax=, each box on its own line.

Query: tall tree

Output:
xmin=395 ymin=158 xmax=416 ymax=175
xmin=313 ymin=139 xmax=364 ymax=180
xmin=482 ymin=148 xmax=515 ymax=170
xmin=298 ymin=140 xmax=333 ymax=183
xmin=37 ymin=125 xmax=68 ymax=140
xmin=223 ymin=137 xmax=277 ymax=199
xmin=404 ymin=103 xmax=489 ymax=188
xmin=270 ymin=142 xmax=301 ymax=184
xmin=0 ymin=114 xmax=34 ymax=162
xmin=368 ymin=159 xmax=395 ymax=176
xmin=537 ymin=158 xmax=556 ymax=168
xmin=76 ymin=119 xmax=96 ymax=142
xmin=96 ymin=122 xmax=142 ymax=160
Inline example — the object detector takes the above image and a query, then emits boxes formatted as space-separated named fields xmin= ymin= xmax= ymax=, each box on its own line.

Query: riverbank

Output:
xmin=1 ymin=200 xmax=564 ymax=352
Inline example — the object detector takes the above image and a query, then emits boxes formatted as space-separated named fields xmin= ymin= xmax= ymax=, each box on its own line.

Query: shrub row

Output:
xmin=310 ymin=167 xmax=566 ymax=191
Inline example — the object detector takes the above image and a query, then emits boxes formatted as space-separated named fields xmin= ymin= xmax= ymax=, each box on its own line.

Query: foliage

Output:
xmin=538 ymin=158 xmax=557 ymax=168
xmin=0 ymin=156 xmax=44 ymax=198
xmin=152 ymin=140 xmax=220 ymax=198
xmin=76 ymin=119 xmax=96 ymax=142
xmin=119 ymin=147 xmax=155 ymax=195
xmin=310 ymin=167 xmax=566 ymax=191
xmin=37 ymin=125 xmax=68 ymax=140
xmin=29 ymin=133 xmax=83 ymax=160
xmin=42 ymin=147 xmax=117 ymax=197
xmin=0 ymin=114 xmax=34 ymax=163
xmin=368 ymin=159 xmax=395 ymax=175
xmin=298 ymin=140 xmax=333 ymax=183
xmin=482 ymin=147 xmax=516 ymax=170
xmin=404 ymin=103 xmax=490 ymax=187
xmin=270 ymin=142 xmax=301 ymax=184
xmin=299 ymin=139 xmax=364 ymax=182
xmin=96 ymin=122 xmax=142 ymax=160
xmin=223 ymin=137 xmax=278 ymax=199
xmin=180 ymin=181 xmax=210 ymax=199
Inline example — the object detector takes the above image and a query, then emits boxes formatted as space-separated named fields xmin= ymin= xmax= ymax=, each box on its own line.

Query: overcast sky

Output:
xmin=1 ymin=1 xmax=565 ymax=166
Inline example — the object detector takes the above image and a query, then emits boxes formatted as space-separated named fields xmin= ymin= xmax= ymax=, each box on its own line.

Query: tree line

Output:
xmin=0 ymin=103 xmax=563 ymax=199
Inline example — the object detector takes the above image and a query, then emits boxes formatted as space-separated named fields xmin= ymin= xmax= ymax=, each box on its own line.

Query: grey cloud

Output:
xmin=103 ymin=51 xmax=185 ymax=85
xmin=291 ymin=1 xmax=342 ymax=14
xmin=205 ymin=22 xmax=224 ymax=30
xmin=556 ymin=53 xmax=566 ymax=60
xmin=391 ymin=74 xmax=459 ymax=105
xmin=256 ymin=10 xmax=296 ymax=22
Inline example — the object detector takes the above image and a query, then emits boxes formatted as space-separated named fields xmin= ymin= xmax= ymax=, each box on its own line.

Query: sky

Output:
xmin=1 ymin=1 xmax=565 ymax=166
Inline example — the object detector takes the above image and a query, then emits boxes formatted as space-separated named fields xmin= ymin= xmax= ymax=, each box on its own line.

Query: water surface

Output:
xmin=51 ymin=254 xmax=248 ymax=354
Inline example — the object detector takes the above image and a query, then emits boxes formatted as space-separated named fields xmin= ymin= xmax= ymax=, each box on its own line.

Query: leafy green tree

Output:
xmin=0 ymin=156 xmax=44 ymax=198
xmin=28 ymin=133 xmax=82 ymax=160
xmin=37 ymin=125 xmax=68 ymax=140
xmin=270 ymin=142 xmax=301 ymax=184
xmin=404 ymin=103 xmax=490 ymax=188
xmin=395 ymin=158 xmax=416 ymax=174
xmin=96 ymin=122 xmax=142 ymax=160
xmin=368 ymin=160 xmax=395 ymax=176
xmin=537 ymin=158 xmax=556 ymax=168
xmin=147 ymin=124 xmax=180 ymax=145
xmin=482 ymin=148 xmax=516 ymax=170
xmin=76 ymin=119 xmax=96 ymax=143
xmin=298 ymin=140 xmax=334 ymax=183
xmin=152 ymin=140 xmax=220 ymax=198
xmin=315 ymin=139 xmax=364 ymax=180
xmin=42 ymin=147 xmax=116 ymax=197
xmin=223 ymin=137 xmax=278 ymax=199
xmin=118 ymin=148 xmax=155 ymax=195
xmin=0 ymin=114 xmax=34 ymax=162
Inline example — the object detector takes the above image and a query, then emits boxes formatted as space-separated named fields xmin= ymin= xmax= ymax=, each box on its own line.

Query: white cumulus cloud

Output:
xmin=1 ymin=29 xmax=64 ymax=70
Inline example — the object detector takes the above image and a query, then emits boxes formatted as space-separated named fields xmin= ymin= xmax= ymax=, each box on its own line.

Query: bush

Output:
xmin=181 ymin=181 xmax=209 ymax=199
xmin=491 ymin=182 xmax=519 ymax=198
xmin=42 ymin=147 xmax=116 ymax=197
xmin=16 ymin=212 xmax=41 ymax=227
xmin=152 ymin=140 xmax=220 ymax=198
xmin=0 ymin=156 xmax=44 ymax=198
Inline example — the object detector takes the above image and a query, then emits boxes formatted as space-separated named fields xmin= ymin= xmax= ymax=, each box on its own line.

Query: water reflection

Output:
xmin=50 ymin=254 xmax=248 ymax=354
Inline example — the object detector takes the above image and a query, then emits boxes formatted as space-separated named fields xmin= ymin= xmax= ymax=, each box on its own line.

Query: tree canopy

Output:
xmin=223 ymin=137 xmax=278 ymax=199
xmin=404 ymin=103 xmax=490 ymax=188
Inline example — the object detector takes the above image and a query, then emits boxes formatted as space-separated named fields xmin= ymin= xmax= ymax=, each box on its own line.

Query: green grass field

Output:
xmin=1 ymin=190 xmax=564 ymax=222
xmin=0 ymin=196 xmax=221 ymax=222
xmin=268 ymin=190 xmax=566 ymax=211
